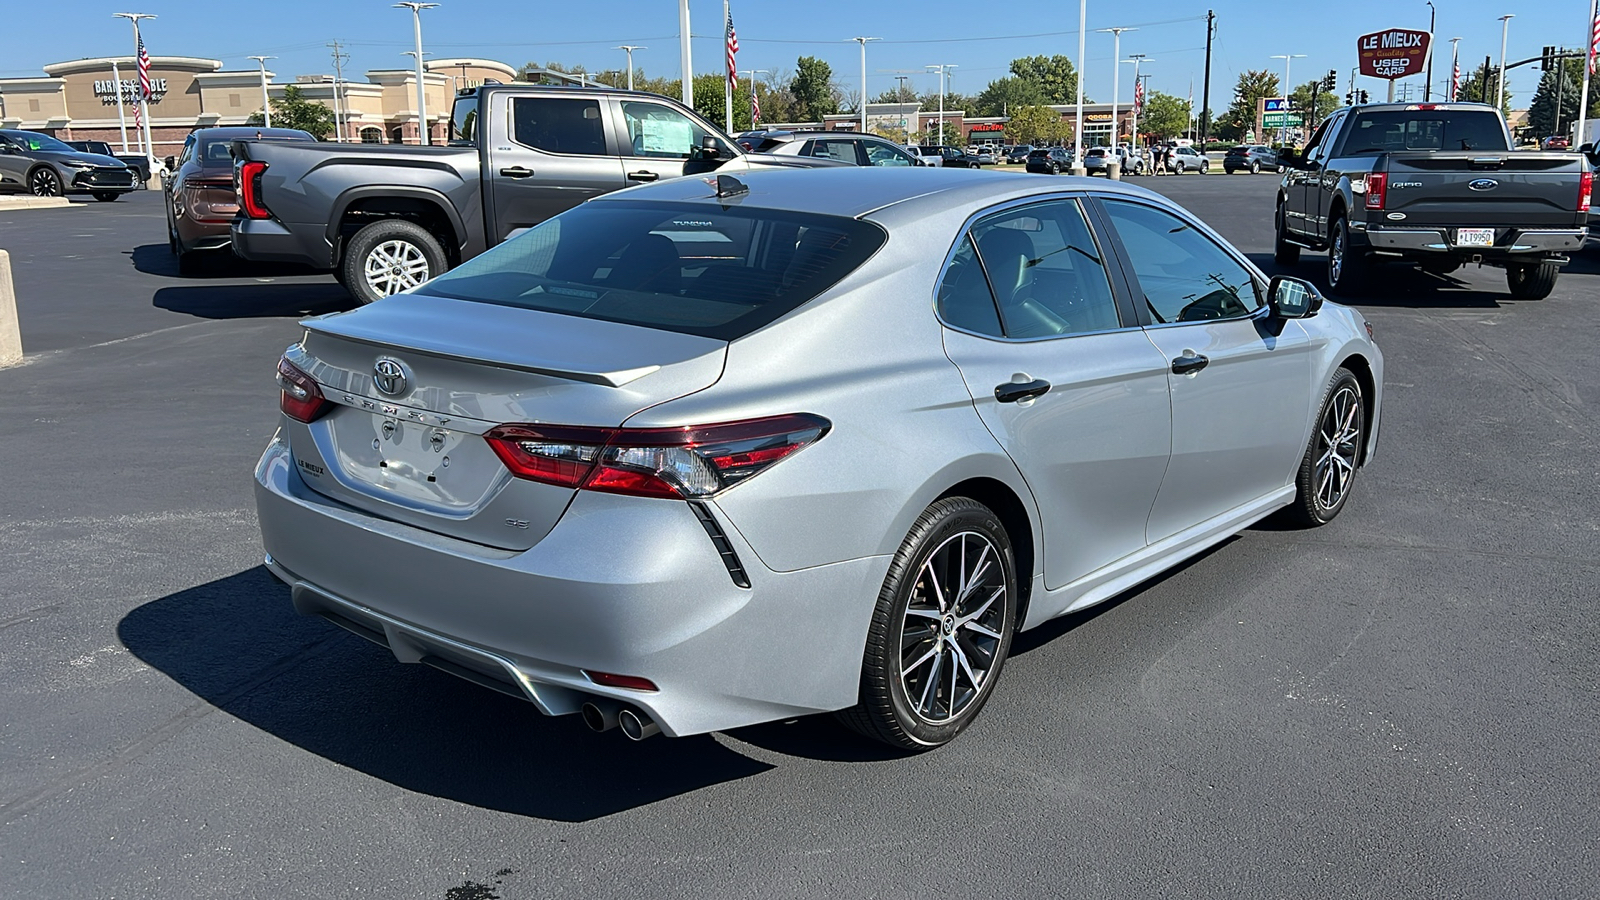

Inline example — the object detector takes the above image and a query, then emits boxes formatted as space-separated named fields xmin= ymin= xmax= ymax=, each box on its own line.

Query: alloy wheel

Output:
xmin=363 ymin=239 xmax=430 ymax=297
xmin=1314 ymin=384 xmax=1362 ymax=512
xmin=898 ymin=531 xmax=1008 ymax=725
xmin=29 ymin=168 xmax=61 ymax=197
xmin=1329 ymin=227 xmax=1345 ymax=285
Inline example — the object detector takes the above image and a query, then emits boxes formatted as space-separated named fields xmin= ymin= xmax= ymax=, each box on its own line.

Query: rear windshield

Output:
xmin=1027 ymin=149 xmax=1049 ymax=157
xmin=413 ymin=200 xmax=887 ymax=341
xmin=1337 ymin=109 xmax=1510 ymax=153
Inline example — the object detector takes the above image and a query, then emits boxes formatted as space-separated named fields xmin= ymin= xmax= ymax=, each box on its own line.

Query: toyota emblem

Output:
xmin=373 ymin=357 xmax=410 ymax=396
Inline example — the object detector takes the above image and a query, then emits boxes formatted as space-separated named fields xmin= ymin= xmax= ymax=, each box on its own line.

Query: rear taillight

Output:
xmin=1579 ymin=170 xmax=1593 ymax=213
xmin=277 ymin=356 xmax=331 ymax=423
xmin=238 ymin=160 xmax=271 ymax=219
xmin=1364 ymin=172 xmax=1387 ymax=210
xmin=483 ymin=414 xmax=831 ymax=500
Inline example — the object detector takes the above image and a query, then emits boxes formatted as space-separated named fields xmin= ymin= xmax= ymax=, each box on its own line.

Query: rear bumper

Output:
xmin=231 ymin=217 xmax=334 ymax=267
xmin=253 ymin=434 xmax=886 ymax=737
xmin=1361 ymin=225 xmax=1586 ymax=257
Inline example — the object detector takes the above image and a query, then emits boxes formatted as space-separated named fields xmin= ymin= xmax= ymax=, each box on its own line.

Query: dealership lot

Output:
xmin=2 ymin=180 xmax=1596 ymax=898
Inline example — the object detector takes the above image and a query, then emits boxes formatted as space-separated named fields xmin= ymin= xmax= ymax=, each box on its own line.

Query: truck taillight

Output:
xmin=483 ymin=414 xmax=831 ymax=500
xmin=238 ymin=160 xmax=271 ymax=219
xmin=1580 ymin=170 xmax=1594 ymax=213
xmin=1364 ymin=173 xmax=1387 ymax=210
xmin=277 ymin=356 xmax=331 ymax=423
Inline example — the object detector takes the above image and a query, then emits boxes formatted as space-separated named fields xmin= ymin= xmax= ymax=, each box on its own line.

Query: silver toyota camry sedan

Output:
xmin=255 ymin=168 xmax=1382 ymax=750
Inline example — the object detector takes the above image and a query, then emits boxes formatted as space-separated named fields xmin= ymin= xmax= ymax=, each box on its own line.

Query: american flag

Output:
xmin=726 ymin=14 xmax=739 ymax=91
xmin=751 ymin=84 xmax=761 ymax=124
xmin=1133 ymin=78 xmax=1144 ymax=111
xmin=1590 ymin=6 xmax=1600 ymax=74
xmin=137 ymin=33 xmax=152 ymax=102
xmin=1450 ymin=53 xmax=1460 ymax=102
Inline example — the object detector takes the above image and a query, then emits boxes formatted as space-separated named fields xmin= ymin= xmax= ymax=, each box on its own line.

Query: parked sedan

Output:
xmin=1224 ymin=144 xmax=1282 ymax=174
xmin=741 ymin=130 xmax=922 ymax=166
xmin=0 ymin=129 xmax=137 ymax=200
xmin=1024 ymin=146 xmax=1074 ymax=173
xmin=164 ymin=126 xmax=316 ymax=274
xmin=255 ymin=168 xmax=1382 ymax=750
xmin=919 ymin=145 xmax=981 ymax=168
xmin=1006 ymin=144 xmax=1034 ymax=164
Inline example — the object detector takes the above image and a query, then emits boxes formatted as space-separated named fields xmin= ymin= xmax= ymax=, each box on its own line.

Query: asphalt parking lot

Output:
xmin=2 ymin=179 xmax=1596 ymax=899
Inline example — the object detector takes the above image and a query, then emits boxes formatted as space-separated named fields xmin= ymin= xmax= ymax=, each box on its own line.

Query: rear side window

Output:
xmin=806 ymin=139 xmax=861 ymax=164
xmin=936 ymin=236 xmax=1003 ymax=337
xmin=511 ymin=97 xmax=607 ymax=156
xmin=1337 ymin=110 xmax=1511 ymax=153
xmin=414 ymin=200 xmax=886 ymax=341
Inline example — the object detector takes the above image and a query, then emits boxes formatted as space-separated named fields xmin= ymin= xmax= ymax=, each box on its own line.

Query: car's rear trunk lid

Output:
xmin=286 ymin=293 xmax=726 ymax=550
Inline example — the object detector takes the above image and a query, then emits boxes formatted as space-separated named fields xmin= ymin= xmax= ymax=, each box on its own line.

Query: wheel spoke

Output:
xmin=905 ymin=607 xmax=942 ymax=621
xmin=919 ymin=650 xmax=943 ymax=715
xmin=957 ymin=586 xmax=1004 ymax=627
xmin=961 ymin=620 xmax=1001 ymax=641
xmin=902 ymin=643 xmax=939 ymax=679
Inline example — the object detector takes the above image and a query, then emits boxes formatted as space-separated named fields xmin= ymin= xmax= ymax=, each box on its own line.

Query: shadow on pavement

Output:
xmin=1245 ymin=252 xmax=1509 ymax=309
xmin=128 ymin=243 xmax=328 ymax=280
xmin=119 ymin=567 xmax=774 ymax=822
xmin=153 ymin=283 xmax=355 ymax=319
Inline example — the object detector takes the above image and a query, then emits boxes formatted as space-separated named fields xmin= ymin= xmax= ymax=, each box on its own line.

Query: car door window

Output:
xmin=863 ymin=139 xmax=914 ymax=166
xmin=935 ymin=235 xmax=1004 ymax=337
xmin=968 ymin=200 xmax=1122 ymax=339
xmin=806 ymin=139 xmax=862 ymax=165
xmin=177 ymin=137 xmax=195 ymax=167
xmin=619 ymin=100 xmax=726 ymax=159
xmin=510 ymin=97 xmax=607 ymax=156
xmin=1102 ymin=200 xmax=1262 ymax=324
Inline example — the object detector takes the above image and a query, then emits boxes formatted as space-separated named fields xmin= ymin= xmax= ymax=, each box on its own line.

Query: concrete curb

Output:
xmin=0 ymin=196 xmax=74 ymax=210
xmin=0 ymin=249 xmax=21 ymax=368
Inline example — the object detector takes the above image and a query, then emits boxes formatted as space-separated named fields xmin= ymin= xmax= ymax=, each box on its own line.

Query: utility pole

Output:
xmin=851 ymin=38 xmax=881 ymax=134
xmin=1200 ymin=10 xmax=1215 ymax=145
xmin=617 ymin=46 xmax=645 ymax=91
xmin=926 ymin=65 xmax=956 ymax=146
xmin=1097 ymin=27 xmax=1136 ymax=148
xmin=110 ymin=60 xmax=130 ymax=153
xmin=328 ymin=41 xmax=351 ymax=141
xmin=679 ymin=0 xmax=693 ymax=108
xmin=248 ymin=56 xmax=275 ymax=129
xmin=394 ymin=2 xmax=439 ymax=145
xmin=1424 ymin=0 xmax=1436 ymax=101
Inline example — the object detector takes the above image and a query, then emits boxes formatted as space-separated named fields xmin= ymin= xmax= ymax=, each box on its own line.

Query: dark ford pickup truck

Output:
xmin=231 ymin=83 xmax=843 ymax=302
xmin=1275 ymin=103 xmax=1590 ymax=299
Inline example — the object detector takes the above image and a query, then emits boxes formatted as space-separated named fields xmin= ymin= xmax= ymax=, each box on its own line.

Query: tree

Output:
xmin=247 ymin=84 xmax=335 ymax=138
xmin=1214 ymin=70 xmax=1279 ymax=142
xmin=690 ymin=73 xmax=760 ymax=132
xmin=1139 ymin=92 xmax=1190 ymax=141
xmin=1290 ymin=80 xmax=1338 ymax=130
xmin=1528 ymin=59 xmax=1581 ymax=138
xmin=1005 ymin=104 xmax=1069 ymax=145
xmin=791 ymin=56 xmax=839 ymax=122
xmin=1457 ymin=62 xmax=1511 ymax=116
xmin=974 ymin=77 xmax=1046 ymax=117
xmin=1009 ymin=55 xmax=1079 ymax=104
xmin=874 ymin=84 xmax=918 ymax=104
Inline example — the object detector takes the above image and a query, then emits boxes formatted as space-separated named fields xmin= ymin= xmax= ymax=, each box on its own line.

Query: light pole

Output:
xmin=1270 ymin=53 xmax=1306 ymax=143
xmin=851 ymin=38 xmax=881 ymax=134
xmin=1124 ymin=56 xmax=1147 ymax=155
xmin=926 ymin=64 xmax=956 ymax=146
xmin=1073 ymin=0 xmax=1087 ymax=170
xmin=110 ymin=60 xmax=130 ymax=153
xmin=1423 ymin=0 xmax=1436 ymax=101
xmin=247 ymin=56 xmax=274 ymax=128
xmin=394 ymin=3 xmax=438 ymax=145
xmin=679 ymin=0 xmax=693 ymax=108
xmin=113 ymin=12 xmax=157 ymax=164
xmin=739 ymin=69 xmax=768 ymax=129
xmin=1497 ymin=14 xmax=1513 ymax=113
xmin=1097 ymin=27 xmax=1136 ymax=148
xmin=617 ymin=45 xmax=645 ymax=91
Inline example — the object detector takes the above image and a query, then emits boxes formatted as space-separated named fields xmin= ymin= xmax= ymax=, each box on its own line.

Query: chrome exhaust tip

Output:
xmin=581 ymin=700 xmax=621 ymax=733
xmin=618 ymin=707 xmax=661 ymax=741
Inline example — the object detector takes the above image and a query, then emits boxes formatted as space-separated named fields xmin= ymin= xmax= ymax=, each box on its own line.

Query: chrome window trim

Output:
xmin=931 ymin=191 xmax=1141 ymax=344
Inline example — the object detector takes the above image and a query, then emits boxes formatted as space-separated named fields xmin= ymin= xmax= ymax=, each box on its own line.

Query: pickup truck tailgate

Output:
xmin=1379 ymin=152 xmax=1587 ymax=228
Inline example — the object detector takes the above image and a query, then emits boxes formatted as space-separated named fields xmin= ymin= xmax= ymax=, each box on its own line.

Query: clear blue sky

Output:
xmin=1 ymin=1 xmax=1592 ymax=109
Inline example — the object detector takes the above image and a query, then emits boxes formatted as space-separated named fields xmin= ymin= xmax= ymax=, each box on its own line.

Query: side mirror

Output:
xmin=1267 ymin=275 xmax=1322 ymax=319
xmin=0 ymin=145 xmax=15 ymax=155
xmin=698 ymin=134 xmax=722 ymax=160
xmin=164 ymin=156 xmax=176 ymax=171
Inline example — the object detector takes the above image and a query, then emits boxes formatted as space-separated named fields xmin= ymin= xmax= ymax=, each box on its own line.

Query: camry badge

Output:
xmin=1467 ymin=178 xmax=1499 ymax=192
xmin=373 ymin=357 xmax=410 ymax=396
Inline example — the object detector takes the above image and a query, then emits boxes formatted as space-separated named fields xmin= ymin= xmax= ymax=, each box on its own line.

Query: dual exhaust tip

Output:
xmin=581 ymin=699 xmax=660 ymax=741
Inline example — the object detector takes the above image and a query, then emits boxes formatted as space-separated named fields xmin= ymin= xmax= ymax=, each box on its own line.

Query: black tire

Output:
xmin=1201 ymin=162 xmax=1210 ymax=174
xmin=1250 ymin=161 xmax=1261 ymax=175
xmin=1273 ymin=203 xmax=1301 ymax=267
xmin=1287 ymin=368 xmax=1365 ymax=527
xmin=1174 ymin=161 xmax=1186 ymax=174
xmin=92 ymin=192 xmax=120 ymax=202
xmin=340 ymin=219 xmax=448 ymax=304
xmin=838 ymin=497 xmax=1018 ymax=751
xmin=1049 ymin=163 xmax=1060 ymax=174
xmin=28 ymin=167 xmax=62 ymax=197
xmin=1326 ymin=214 xmax=1369 ymax=297
xmin=1276 ymin=164 xmax=1286 ymax=175
xmin=1505 ymin=260 xmax=1558 ymax=300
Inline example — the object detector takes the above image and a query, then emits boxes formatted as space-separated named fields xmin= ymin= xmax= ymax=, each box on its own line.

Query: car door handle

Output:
xmin=994 ymin=379 xmax=1051 ymax=404
xmin=627 ymin=171 xmax=660 ymax=182
xmin=499 ymin=166 xmax=534 ymax=179
xmin=1171 ymin=353 xmax=1210 ymax=375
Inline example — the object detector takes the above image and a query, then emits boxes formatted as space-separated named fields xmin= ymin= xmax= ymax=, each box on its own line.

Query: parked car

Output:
xmin=254 ymin=167 xmax=1383 ymax=750
xmin=1541 ymin=135 xmax=1571 ymax=150
xmin=1082 ymin=146 xmax=1146 ymax=176
xmin=918 ymin=145 xmax=980 ymax=168
xmin=1166 ymin=144 xmax=1210 ymax=174
xmin=1006 ymin=144 xmax=1034 ymax=164
xmin=0 ymin=129 xmax=137 ymax=200
xmin=1024 ymin=146 xmax=1074 ymax=174
xmin=975 ymin=148 xmax=997 ymax=165
xmin=65 ymin=140 xmax=152 ymax=186
xmin=1224 ymin=145 xmax=1282 ymax=174
xmin=230 ymin=83 xmax=843 ymax=303
xmin=1275 ymin=102 xmax=1589 ymax=299
xmin=164 ymin=126 xmax=317 ymax=274
xmin=907 ymin=145 xmax=944 ymax=167
xmin=739 ymin=130 xmax=922 ymax=167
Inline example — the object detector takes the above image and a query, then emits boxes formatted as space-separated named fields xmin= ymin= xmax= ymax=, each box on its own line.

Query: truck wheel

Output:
xmin=1326 ymin=215 xmax=1369 ymax=296
xmin=1505 ymin=261 xmax=1558 ymax=300
xmin=342 ymin=219 xmax=448 ymax=304
xmin=1274 ymin=203 xmax=1301 ymax=267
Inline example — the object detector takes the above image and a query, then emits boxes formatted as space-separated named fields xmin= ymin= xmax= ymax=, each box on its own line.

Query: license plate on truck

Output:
xmin=1455 ymin=228 xmax=1495 ymax=247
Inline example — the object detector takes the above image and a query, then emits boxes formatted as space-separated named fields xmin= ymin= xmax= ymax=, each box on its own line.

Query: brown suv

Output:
xmin=165 ymin=126 xmax=314 ymax=274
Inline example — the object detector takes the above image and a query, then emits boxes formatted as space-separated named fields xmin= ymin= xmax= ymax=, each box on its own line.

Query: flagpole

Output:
xmin=111 ymin=60 xmax=130 ymax=153
xmin=679 ymin=0 xmax=693 ymax=108
xmin=723 ymin=0 xmax=732 ymax=133
xmin=1579 ymin=0 xmax=1598 ymax=149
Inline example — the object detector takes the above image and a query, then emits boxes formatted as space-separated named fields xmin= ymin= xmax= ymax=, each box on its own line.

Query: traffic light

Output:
xmin=1321 ymin=70 xmax=1338 ymax=94
xmin=1358 ymin=90 xmax=1370 ymax=104
xmin=1542 ymin=46 xmax=1556 ymax=71
xmin=1345 ymin=91 xmax=1355 ymax=106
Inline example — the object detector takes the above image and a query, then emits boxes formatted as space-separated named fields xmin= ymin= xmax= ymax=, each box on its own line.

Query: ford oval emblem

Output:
xmin=1386 ymin=212 xmax=1407 ymax=220
xmin=1467 ymin=178 xmax=1499 ymax=192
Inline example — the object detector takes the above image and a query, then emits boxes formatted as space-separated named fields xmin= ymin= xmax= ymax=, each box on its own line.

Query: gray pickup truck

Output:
xmin=1275 ymin=102 xmax=1590 ymax=300
xmin=232 ymin=83 xmax=841 ymax=302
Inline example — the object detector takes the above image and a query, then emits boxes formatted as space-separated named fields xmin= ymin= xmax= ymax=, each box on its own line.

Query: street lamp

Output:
xmin=247 ymin=56 xmax=274 ymax=129
xmin=394 ymin=2 xmax=439 ymax=146
xmin=1496 ymin=14 xmax=1513 ymax=113
xmin=616 ymin=45 xmax=645 ymax=91
xmin=112 ymin=12 xmax=157 ymax=165
xmin=1097 ymin=27 xmax=1137 ymax=149
xmin=1423 ymin=0 xmax=1436 ymax=101
xmin=1269 ymin=53 xmax=1306 ymax=143
xmin=926 ymin=64 xmax=956 ymax=146
xmin=1073 ymin=0 xmax=1086 ymax=170
xmin=678 ymin=0 xmax=693 ymax=107
xmin=851 ymin=38 xmax=881 ymax=134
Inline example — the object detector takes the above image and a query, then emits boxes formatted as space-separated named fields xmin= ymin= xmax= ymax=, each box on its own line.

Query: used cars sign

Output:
xmin=1358 ymin=29 xmax=1432 ymax=80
